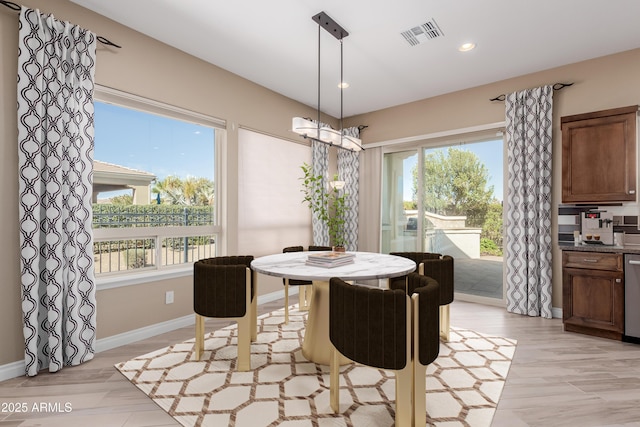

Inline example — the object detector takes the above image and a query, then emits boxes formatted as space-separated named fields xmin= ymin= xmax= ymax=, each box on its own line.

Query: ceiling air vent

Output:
xmin=401 ymin=19 xmax=444 ymax=46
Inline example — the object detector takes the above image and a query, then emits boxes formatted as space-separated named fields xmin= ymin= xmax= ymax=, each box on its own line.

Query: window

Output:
xmin=92 ymin=87 xmax=224 ymax=278
xmin=382 ymin=133 xmax=505 ymax=302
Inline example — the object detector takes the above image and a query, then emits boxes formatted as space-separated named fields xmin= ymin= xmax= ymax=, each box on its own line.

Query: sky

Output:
xmin=94 ymin=101 xmax=215 ymax=187
xmin=94 ymin=100 xmax=501 ymax=202
xmin=403 ymin=138 xmax=504 ymax=201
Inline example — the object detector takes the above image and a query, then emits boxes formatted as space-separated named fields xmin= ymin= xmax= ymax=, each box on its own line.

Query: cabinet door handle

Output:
xmin=616 ymin=279 xmax=622 ymax=283
xmin=629 ymin=260 xmax=640 ymax=265
xmin=582 ymin=259 xmax=599 ymax=263
xmin=630 ymin=190 xmax=636 ymax=194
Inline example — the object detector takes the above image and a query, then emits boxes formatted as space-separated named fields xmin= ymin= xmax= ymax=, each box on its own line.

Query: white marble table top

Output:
xmin=251 ymin=251 xmax=416 ymax=281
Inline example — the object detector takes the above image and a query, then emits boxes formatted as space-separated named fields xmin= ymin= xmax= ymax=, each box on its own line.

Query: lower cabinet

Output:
xmin=562 ymin=251 xmax=624 ymax=340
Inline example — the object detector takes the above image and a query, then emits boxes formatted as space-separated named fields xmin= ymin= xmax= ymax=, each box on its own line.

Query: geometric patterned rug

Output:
xmin=115 ymin=307 xmax=517 ymax=427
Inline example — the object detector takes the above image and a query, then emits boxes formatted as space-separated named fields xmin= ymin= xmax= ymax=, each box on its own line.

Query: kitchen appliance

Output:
xmin=581 ymin=210 xmax=614 ymax=245
xmin=624 ymin=254 xmax=640 ymax=343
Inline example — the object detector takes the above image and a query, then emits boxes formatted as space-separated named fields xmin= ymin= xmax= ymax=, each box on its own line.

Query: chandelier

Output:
xmin=292 ymin=11 xmax=363 ymax=152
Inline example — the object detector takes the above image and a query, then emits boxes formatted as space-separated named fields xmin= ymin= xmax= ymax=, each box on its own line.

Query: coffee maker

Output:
xmin=581 ymin=210 xmax=614 ymax=245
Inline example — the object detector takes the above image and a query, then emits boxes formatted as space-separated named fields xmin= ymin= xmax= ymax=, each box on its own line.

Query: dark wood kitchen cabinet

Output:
xmin=561 ymin=105 xmax=638 ymax=203
xmin=562 ymin=251 xmax=624 ymax=340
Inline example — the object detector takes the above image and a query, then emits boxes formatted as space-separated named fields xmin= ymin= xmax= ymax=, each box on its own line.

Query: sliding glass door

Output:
xmin=381 ymin=150 xmax=419 ymax=253
xmin=382 ymin=137 xmax=505 ymax=301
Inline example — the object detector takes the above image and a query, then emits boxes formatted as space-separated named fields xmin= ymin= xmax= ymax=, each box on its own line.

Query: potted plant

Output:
xmin=300 ymin=162 xmax=347 ymax=251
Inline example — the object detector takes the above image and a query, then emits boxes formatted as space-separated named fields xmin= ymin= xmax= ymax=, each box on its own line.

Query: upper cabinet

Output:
xmin=562 ymin=106 xmax=638 ymax=203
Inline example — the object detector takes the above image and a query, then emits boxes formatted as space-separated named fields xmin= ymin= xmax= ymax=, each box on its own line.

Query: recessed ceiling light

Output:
xmin=338 ymin=82 xmax=349 ymax=89
xmin=458 ymin=42 xmax=476 ymax=52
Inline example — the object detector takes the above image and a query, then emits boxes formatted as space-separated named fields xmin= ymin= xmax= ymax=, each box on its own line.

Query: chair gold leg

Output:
xmin=395 ymin=364 xmax=413 ymax=427
xmin=413 ymin=360 xmax=427 ymax=427
xmin=251 ymin=294 xmax=258 ymax=342
xmin=440 ymin=304 xmax=450 ymax=342
xmin=250 ymin=269 xmax=258 ymax=342
xmin=330 ymin=345 xmax=340 ymax=413
xmin=284 ymin=279 xmax=290 ymax=324
xmin=195 ymin=314 xmax=205 ymax=361
xmin=299 ymin=285 xmax=311 ymax=311
xmin=237 ymin=314 xmax=251 ymax=371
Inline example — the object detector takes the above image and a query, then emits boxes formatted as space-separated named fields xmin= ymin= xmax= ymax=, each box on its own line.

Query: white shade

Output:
xmin=330 ymin=180 xmax=345 ymax=190
xmin=291 ymin=117 xmax=363 ymax=152
xmin=319 ymin=127 xmax=342 ymax=146
xmin=343 ymin=134 xmax=363 ymax=151
xmin=292 ymin=117 xmax=318 ymax=139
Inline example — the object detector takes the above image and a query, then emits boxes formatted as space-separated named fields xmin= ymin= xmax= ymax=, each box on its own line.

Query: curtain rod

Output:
xmin=1 ymin=0 xmax=121 ymax=48
xmin=490 ymin=82 xmax=573 ymax=102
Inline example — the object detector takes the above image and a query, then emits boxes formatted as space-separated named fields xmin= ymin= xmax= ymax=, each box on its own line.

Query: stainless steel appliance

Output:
xmin=581 ymin=211 xmax=614 ymax=245
xmin=624 ymin=254 xmax=640 ymax=343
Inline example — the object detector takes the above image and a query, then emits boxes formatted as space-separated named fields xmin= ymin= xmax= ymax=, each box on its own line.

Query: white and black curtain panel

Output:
xmin=504 ymin=85 xmax=553 ymax=319
xmin=17 ymin=7 xmax=98 ymax=376
xmin=338 ymin=127 xmax=360 ymax=251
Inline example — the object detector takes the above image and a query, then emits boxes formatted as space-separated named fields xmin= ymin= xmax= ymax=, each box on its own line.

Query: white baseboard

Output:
xmin=552 ymin=306 xmax=563 ymax=319
xmin=0 ymin=360 xmax=26 ymax=382
xmin=95 ymin=314 xmax=195 ymax=353
xmin=97 ymin=288 xmax=291 ymax=352
xmin=258 ymin=288 xmax=294 ymax=305
xmin=0 ymin=289 xmax=288 ymax=383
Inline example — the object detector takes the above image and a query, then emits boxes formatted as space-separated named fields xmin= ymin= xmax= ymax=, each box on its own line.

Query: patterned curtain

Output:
xmin=338 ymin=127 xmax=360 ymax=251
xmin=311 ymin=140 xmax=330 ymax=246
xmin=504 ymin=85 xmax=553 ymax=319
xmin=17 ymin=7 xmax=98 ymax=376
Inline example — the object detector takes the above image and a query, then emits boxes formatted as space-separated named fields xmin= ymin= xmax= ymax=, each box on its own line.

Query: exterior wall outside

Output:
xmin=425 ymin=229 xmax=482 ymax=259
xmin=405 ymin=210 xmax=480 ymax=258
xmin=2 ymin=0 xmax=640 ymax=369
xmin=132 ymin=185 xmax=150 ymax=205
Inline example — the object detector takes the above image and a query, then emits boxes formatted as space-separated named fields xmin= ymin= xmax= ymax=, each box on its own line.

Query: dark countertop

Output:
xmin=559 ymin=242 xmax=640 ymax=255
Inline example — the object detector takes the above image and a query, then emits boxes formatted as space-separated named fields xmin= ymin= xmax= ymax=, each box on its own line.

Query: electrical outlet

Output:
xmin=165 ymin=291 xmax=174 ymax=304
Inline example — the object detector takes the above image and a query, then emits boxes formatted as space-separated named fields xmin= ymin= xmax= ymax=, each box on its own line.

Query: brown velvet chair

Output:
xmin=282 ymin=245 xmax=332 ymax=323
xmin=408 ymin=273 xmax=441 ymax=427
xmin=329 ymin=278 xmax=412 ymax=426
xmin=193 ymin=256 xmax=257 ymax=371
xmin=328 ymin=273 xmax=440 ymax=427
xmin=390 ymin=252 xmax=454 ymax=341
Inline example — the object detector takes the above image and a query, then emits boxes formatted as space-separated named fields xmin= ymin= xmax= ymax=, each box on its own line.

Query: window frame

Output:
xmin=380 ymin=125 xmax=507 ymax=306
xmin=93 ymin=86 xmax=225 ymax=289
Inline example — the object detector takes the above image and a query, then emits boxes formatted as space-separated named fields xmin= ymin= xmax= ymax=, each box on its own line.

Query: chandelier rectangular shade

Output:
xmin=290 ymin=11 xmax=364 ymax=153
xmin=292 ymin=117 xmax=363 ymax=151
xmin=292 ymin=117 xmax=318 ymax=140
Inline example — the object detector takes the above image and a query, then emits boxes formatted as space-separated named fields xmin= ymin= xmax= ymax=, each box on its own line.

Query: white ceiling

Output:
xmin=71 ymin=0 xmax=640 ymax=118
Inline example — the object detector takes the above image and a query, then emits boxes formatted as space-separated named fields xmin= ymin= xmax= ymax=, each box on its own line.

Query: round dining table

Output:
xmin=251 ymin=251 xmax=416 ymax=365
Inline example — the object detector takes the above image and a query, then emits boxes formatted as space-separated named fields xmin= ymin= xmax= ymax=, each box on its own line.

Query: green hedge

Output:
xmin=92 ymin=204 xmax=213 ymax=228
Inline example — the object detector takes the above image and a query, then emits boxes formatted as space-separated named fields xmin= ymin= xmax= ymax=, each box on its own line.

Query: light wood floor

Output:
xmin=1 ymin=299 xmax=640 ymax=426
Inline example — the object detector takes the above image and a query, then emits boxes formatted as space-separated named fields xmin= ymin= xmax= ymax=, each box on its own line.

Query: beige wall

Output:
xmin=348 ymin=48 xmax=640 ymax=311
xmin=0 ymin=0 xmax=328 ymax=366
xmin=2 ymin=0 xmax=640 ymax=368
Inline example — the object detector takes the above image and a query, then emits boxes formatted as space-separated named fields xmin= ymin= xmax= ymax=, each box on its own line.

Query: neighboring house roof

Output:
xmin=93 ymin=160 xmax=156 ymax=194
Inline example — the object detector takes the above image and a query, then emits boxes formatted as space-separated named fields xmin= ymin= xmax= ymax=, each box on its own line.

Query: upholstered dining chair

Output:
xmin=407 ymin=273 xmax=441 ymax=427
xmin=282 ymin=245 xmax=332 ymax=323
xmin=390 ymin=252 xmax=454 ymax=341
xmin=193 ymin=256 xmax=257 ymax=371
xmin=328 ymin=278 xmax=410 ymax=427
xmin=329 ymin=273 xmax=440 ymax=427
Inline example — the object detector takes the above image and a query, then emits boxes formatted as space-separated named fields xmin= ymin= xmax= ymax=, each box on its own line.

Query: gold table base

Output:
xmin=301 ymin=280 xmax=350 ymax=366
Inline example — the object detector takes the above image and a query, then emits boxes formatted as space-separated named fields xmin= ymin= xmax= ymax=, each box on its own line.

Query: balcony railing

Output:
xmin=92 ymin=205 xmax=216 ymax=275
xmin=93 ymin=234 xmax=216 ymax=275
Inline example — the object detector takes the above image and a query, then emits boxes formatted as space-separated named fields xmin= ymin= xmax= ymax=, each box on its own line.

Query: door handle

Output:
xmin=629 ymin=260 xmax=640 ymax=265
xmin=582 ymin=259 xmax=599 ymax=263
